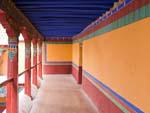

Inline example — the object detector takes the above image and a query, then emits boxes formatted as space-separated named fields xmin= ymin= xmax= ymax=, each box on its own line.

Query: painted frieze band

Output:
xmin=73 ymin=4 xmax=150 ymax=43
xmin=83 ymin=70 xmax=144 ymax=113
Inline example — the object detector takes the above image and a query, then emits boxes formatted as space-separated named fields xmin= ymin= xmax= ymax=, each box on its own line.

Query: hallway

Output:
xmin=30 ymin=75 xmax=99 ymax=113
xmin=0 ymin=0 xmax=149 ymax=113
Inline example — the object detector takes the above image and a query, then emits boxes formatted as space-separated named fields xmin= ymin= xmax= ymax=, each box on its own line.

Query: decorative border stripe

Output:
xmin=45 ymin=38 xmax=72 ymax=43
xmin=83 ymin=72 xmax=129 ymax=113
xmin=72 ymin=62 xmax=79 ymax=70
xmin=44 ymin=61 xmax=72 ymax=66
xmin=83 ymin=70 xmax=144 ymax=113
xmin=45 ymin=41 xmax=72 ymax=44
xmin=73 ymin=4 xmax=150 ymax=43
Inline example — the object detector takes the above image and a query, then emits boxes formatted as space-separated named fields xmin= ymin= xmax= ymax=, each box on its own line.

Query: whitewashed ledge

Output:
xmin=2 ymin=88 xmax=36 ymax=113
xmin=1 ymin=76 xmax=43 ymax=113
xmin=2 ymin=90 xmax=32 ymax=113
xmin=2 ymin=84 xmax=42 ymax=113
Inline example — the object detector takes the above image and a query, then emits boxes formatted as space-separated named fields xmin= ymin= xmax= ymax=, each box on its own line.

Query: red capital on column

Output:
xmin=32 ymin=38 xmax=38 ymax=86
xmin=6 ymin=29 xmax=19 ymax=113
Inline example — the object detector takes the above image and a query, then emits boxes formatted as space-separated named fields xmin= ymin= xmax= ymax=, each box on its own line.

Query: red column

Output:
xmin=25 ymin=41 xmax=31 ymax=96
xmin=38 ymin=40 xmax=42 ymax=79
xmin=78 ymin=43 xmax=83 ymax=84
xmin=6 ymin=32 xmax=19 ymax=113
xmin=1 ymin=10 xmax=19 ymax=113
xmin=21 ymin=27 xmax=32 ymax=97
xmin=32 ymin=38 xmax=37 ymax=86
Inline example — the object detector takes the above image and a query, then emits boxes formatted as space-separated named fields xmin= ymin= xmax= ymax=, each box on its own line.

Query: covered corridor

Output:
xmin=0 ymin=0 xmax=150 ymax=113
xmin=30 ymin=75 xmax=98 ymax=113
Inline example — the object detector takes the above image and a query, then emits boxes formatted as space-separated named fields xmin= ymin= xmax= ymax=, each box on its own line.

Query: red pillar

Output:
xmin=25 ymin=41 xmax=31 ymax=96
xmin=0 ymin=9 xmax=19 ymax=113
xmin=21 ymin=28 xmax=32 ymax=97
xmin=38 ymin=40 xmax=42 ymax=79
xmin=78 ymin=43 xmax=83 ymax=84
xmin=6 ymin=31 xmax=19 ymax=113
xmin=32 ymin=38 xmax=38 ymax=86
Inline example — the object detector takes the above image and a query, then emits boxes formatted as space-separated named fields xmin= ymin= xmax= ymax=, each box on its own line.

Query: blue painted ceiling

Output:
xmin=15 ymin=0 xmax=117 ymax=39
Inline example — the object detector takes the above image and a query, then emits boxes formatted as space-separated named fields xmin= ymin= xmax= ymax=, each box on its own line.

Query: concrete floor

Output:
xmin=30 ymin=74 xmax=99 ymax=113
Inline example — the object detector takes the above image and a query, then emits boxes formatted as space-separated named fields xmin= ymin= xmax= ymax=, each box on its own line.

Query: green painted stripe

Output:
xmin=84 ymin=74 xmax=130 ymax=113
xmin=45 ymin=41 xmax=72 ymax=44
xmin=72 ymin=62 xmax=79 ymax=70
xmin=73 ymin=5 xmax=150 ymax=43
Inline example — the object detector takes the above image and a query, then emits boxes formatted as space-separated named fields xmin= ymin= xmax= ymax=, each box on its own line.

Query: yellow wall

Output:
xmin=72 ymin=43 xmax=79 ymax=66
xmin=0 ymin=51 xmax=7 ymax=75
xmin=46 ymin=44 xmax=72 ymax=62
xmin=83 ymin=18 xmax=150 ymax=113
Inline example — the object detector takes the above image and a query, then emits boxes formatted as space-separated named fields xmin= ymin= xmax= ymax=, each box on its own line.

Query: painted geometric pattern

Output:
xmin=0 ymin=87 xmax=24 ymax=112
xmin=8 ymin=44 xmax=17 ymax=61
xmin=74 ymin=3 xmax=150 ymax=43
xmin=83 ymin=70 xmax=144 ymax=113
xmin=0 ymin=87 xmax=6 ymax=113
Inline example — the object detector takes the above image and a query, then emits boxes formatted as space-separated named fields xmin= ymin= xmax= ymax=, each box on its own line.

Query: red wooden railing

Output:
xmin=0 ymin=62 xmax=41 ymax=88
xmin=0 ymin=62 xmax=41 ymax=113
xmin=0 ymin=78 xmax=13 ymax=88
xmin=18 ymin=62 xmax=41 ymax=77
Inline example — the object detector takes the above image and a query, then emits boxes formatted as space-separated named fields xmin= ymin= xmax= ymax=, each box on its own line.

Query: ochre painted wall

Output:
xmin=44 ymin=43 xmax=72 ymax=74
xmin=46 ymin=44 xmax=72 ymax=62
xmin=72 ymin=43 xmax=79 ymax=66
xmin=82 ymin=18 xmax=150 ymax=113
xmin=0 ymin=51 xmax=7 ymax=75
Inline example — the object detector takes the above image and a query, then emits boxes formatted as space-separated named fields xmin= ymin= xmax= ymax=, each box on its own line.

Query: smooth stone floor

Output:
xmin=30 ymin=74 xmax=99 ymax=113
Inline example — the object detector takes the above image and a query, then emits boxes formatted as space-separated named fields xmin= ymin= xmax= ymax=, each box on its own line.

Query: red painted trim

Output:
xmin=45 ymin=39 xmax=72 ymax=42
xmin=72 ymin=65 xmax=82 ymax=84
xmin=84 ymin=74 xmax=136 ymax=113
xmin=44 ymin=65 xmax=72 ymax=74
xmin=45 ymin=61 xmax=72 ymax=64
xmin=92 ymin=79 xmax=136 ymax=113
xmin=82 ymin=75 xmax=124 ymax=113
xmin=72 ymin=66 xmax=78 ymax=81
xmin=74 ymin=0 xmax=149 ymax=41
